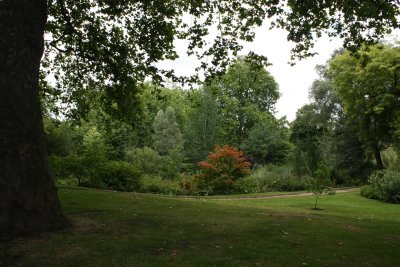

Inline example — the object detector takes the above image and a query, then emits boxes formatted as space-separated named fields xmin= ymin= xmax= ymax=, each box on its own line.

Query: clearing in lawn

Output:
xmin=1 ymin=187 xmax=399 ymax=266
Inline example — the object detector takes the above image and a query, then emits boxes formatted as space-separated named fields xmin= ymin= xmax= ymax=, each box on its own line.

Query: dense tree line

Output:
xmin=46 ymin=44 xmax=400 ymax=201
xmin=45 ymin=58 xmax=288 ymax=185
xmin=291 ymin=44 xmax=400 ymax=184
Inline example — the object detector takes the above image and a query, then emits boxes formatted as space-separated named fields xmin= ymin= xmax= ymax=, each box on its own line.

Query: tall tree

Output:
xmin=290 ymin=104 xmax=325 ymax=174
xmin=186 ymin=87 xmax=219 ymax=163
xmin=214 ymin=57 xmax=280 ymax=145
xmin=328 ymin=44 xmax=400 ymax=169
xmin=0 ymin=0 xmax=69 ymax=238
xmin=1 ymin=0 xmax=399 ymax=237
xmin=153 ymin=107 xmax=183 ymax=156
xmin=307 ymin=67 xmax=372 ymax=181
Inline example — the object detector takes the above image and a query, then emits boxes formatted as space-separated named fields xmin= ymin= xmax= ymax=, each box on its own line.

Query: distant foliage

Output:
xmin=49 ymin=154 xmax=85 ymax=185
xmin=241 ymin=115 xmax=290 ymax=165
xmin=185 ymin=86 xmax=218 ymax=163
xmin=195 ymin=145 xmax=251 ymax=194
xmin=152 ymin=107 xmax=183 ymax=155
xmin=382 ymin=148 xmax=399 ymax=170
xmin=151 ymin=107 xmax=184 ymax=179
xmin=290 ymin=104 xmax=324 ymax=175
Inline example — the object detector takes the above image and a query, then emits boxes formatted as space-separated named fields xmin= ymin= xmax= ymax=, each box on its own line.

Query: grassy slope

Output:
xmin=1 ymin=188 xmax=399 ymax=267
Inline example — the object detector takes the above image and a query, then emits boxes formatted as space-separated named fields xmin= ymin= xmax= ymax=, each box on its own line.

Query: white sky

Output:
xmin=243 ymin=27 xmax=343 ymax=121
xmin=160 ymin=26 xmax=343 ymax=122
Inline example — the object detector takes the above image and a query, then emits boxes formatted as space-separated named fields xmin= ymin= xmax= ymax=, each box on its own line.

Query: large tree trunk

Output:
xmin=0 ymin=0 xmax=69 ymax=239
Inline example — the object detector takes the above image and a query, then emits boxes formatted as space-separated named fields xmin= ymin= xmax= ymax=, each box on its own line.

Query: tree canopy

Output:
xmin=212 ymin=57 xmax=280 ymax=145
xmin=44 ymin=0 xmax=400 ymax=119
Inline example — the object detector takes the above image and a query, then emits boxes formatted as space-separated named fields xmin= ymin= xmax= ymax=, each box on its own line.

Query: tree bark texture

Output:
xmin=0 ymin=0 xmax=69 ymax=239
xmin=374 ymin=146 xmax=384 ymax=170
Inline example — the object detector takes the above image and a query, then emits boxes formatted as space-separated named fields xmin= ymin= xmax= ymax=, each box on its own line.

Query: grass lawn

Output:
xmin=1 ymin=187 xmax=399 ymax=266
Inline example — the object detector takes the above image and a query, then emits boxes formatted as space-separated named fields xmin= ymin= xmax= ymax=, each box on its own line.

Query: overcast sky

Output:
xmin=242 ymin=27 xmax=343 ymax=121
xmin=159 ymin=23 xmax=400 ymax=122
xmin=160 ymin=25 xmax=343 ymax=122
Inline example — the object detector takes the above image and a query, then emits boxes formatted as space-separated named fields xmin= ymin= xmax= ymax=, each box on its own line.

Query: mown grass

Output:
xmin=1 ymin=188 xmax=399 ymax=266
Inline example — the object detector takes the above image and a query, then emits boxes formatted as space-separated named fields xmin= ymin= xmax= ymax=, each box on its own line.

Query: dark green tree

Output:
xmin=1 ymin=0 xmax=399 ymax=237
xmin=186 ymin=87 xmax=219 ymax=163
xmin=328 ymin=44 xmax=400 ymax=169
xmin=334 ymin=117 xmax=373 ymax=182
xmin=295 ymin=61 xmax=373 ymax=182
xmin=241 ymin=115 xmax=290 ymax=165
xmin=290 ymin=104 xmax=325 ymax=175
xmin=44 ymin=119 xmax=77 ymax=157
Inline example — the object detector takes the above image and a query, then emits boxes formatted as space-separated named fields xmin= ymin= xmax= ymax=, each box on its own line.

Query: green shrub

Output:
xmin=125 ymin=146 xmax=183 ymax=179
xmin=368 ymin=171 xmax=384 ymax=188
xmin=235 ymin=165 xmax=310 ymax=193
xmin=87 ymin=161 xmax=141 ymax=192
xmin=234 ymin=175 xmax=268 ymax=193
xmin=180 ymin=163 xmax=197 ymax=174
xmin=82 ymin=174 xmax=105 ymax=190
xmin=362 ymin=170 xmax=400 ymax=203
xmin=158 ymin=148 xmax=184 ymax=179
xmin=360 ymin=185 xmax=380 ymax=200
xmin=125 ymin=147 xmax=160 ymax=175
xmin=140 ymin=175 xmax=186 ymax=195
xmin=379 ymin=171 xmax=400 ymax=203
xmin=179 ymin=176 xmax=198 ymax=193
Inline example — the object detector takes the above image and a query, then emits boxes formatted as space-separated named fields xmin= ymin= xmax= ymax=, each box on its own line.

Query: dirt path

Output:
xmin=189 ymin=187 xmax=360 ymax=201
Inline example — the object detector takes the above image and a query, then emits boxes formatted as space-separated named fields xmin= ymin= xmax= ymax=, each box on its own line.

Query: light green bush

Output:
xmin=362 ymin=170 xmax=400 ymax=203
xmin=234 ymin=164 xmax=311 ymax=193
xmin=360 ymin=185 xmax=380 ymax=200
xmin=379 ymin=171 xmax=400 ymax=203
xmin=382 ymin=147 xmax=399 ymax=170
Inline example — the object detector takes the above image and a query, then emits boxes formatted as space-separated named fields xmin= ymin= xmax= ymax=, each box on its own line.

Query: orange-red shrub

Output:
xmin=195 ymin=145 xmax=251 ymax=194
